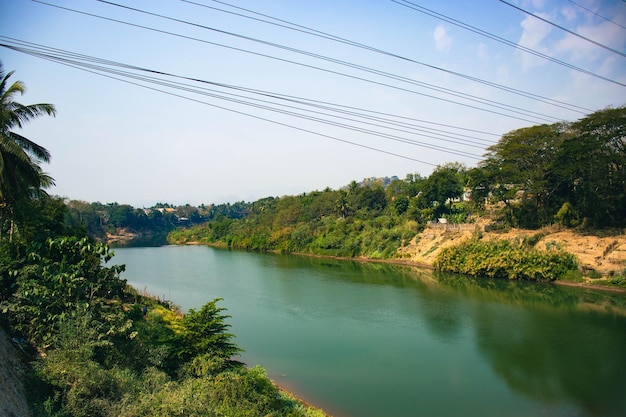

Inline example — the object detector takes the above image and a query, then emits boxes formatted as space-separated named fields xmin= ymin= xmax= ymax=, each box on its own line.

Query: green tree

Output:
xmin=7 ymin=236 xmax=126 ymax=347
xmin=392 ymin=194 xmax=409 ymax=215
xmin=551 ymin=107 xmax=626 ymax=228
xmin=178 ymin=299 xmax=241 ymax=366
xmin=353 ymin=184 xmax=387 ymax=215
xmin=274 ymin=195 xmax=304 ymax=226
xmin=334 ymin=190 xmax=351 ymax=219
xmin=421 ymin=165 xmax=463 ymax=218
xmin=0 ymin=63 xmax=56 ymax=241
xmin=467 ymin=166 xmax=490 ymax=211
xmin=481 ymin=123 xmax=566 ymax=228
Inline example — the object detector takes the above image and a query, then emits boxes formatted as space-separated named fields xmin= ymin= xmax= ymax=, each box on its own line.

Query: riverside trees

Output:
xmin=552 ymin=107 xmax=626 ymax=228
xmin=474 ymin=107 xmax=625 ymax=229
xmin=170 ymin=107 xmax=625 ymax=258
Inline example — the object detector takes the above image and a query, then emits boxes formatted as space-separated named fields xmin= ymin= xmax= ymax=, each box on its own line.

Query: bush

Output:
xmin=434 ymin=238 xmax=578 ymax=281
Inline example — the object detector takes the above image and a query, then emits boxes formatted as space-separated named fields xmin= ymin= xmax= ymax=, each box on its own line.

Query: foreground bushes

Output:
xmin=1 ymin=237 xmax=326 ymax=417
xmin=434 ymin=238 xmax=578 ymax=281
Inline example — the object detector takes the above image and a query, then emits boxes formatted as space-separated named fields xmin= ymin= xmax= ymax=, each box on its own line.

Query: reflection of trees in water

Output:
xmin=433 ymin=271 xmax=626 ymax=321
xmin=430 ymin=271 xmax=626 ymax=417
xmin=408 ymin=281 xmax=467 ymax=343
xmin=271 ymin=253 xmax=626 ymax=415
xmin=474 ymin=305 xmax=626 ymax=417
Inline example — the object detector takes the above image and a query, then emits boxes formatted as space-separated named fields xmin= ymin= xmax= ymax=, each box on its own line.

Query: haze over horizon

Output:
xmin=1 ymin=0 xmax=624 ymax=207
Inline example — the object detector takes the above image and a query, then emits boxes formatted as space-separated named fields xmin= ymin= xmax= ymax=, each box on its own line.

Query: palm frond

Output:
xmin=4 ymin=131 xmax=51 ymax=162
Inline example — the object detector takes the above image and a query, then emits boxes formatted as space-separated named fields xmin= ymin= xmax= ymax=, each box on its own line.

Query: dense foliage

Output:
xmin=62 ymin=200 xmax=256 ymax=244
xmin=1 ymin=198 xmax=327 ymax=417
xmin=169 ymin=108 xmax=625 ymax=265
xmin=167 ymin=173 xmax=470 ymax=258
xmin=476 ymin=107 xmax=626 ymax=229
xmin=434 ymin=236 xmax=578 ymax=281
xmin=0 ymin=63 xmax=56 ymax=244
xmin=0 ymin=64 xmax=326 ymax=417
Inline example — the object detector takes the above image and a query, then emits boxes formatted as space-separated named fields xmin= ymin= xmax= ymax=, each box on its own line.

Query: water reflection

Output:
xmin=273 ymin=254 xmax=626 ymax=416
xmin=110 ymin=233 xmax=169 ymax=248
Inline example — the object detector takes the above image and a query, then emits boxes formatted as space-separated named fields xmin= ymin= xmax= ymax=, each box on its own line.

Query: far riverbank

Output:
xmin=179 ymin=240 xmax=626 ymax=294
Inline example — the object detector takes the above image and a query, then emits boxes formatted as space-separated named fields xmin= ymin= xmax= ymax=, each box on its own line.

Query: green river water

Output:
xmin=112 ymin=245 xmax=626 ymax=417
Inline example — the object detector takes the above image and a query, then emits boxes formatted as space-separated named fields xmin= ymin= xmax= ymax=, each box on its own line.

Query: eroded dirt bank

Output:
xmin=398 ymin=223 xmax=626 ymax=289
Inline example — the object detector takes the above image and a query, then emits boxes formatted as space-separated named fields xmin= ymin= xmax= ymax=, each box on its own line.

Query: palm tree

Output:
xmin=0 ymin=62 xmax=56 ymax=241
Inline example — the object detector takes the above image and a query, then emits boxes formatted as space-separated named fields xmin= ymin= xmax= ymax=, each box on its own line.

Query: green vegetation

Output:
xmin=0 ymin=63 xmax=56 ymax=244
xmin=2 ymin=188 xmax=326 ymax=417
xmin=434 ymin=237 xmax=578 ymax=281
xmin=61 ymin=200 xmax=254 ymax=245
xmin=168 ymin=107 xmax=625 ymax=283
xmin=475 ymin=109 xmax=626 ymax=229
xmin=0 ymin=64 xmax=326 ymax=417
xmin=63 ymin=202 xmax=207 ymax=243
xmin=167 ymin=174 xmax=468 ymax=258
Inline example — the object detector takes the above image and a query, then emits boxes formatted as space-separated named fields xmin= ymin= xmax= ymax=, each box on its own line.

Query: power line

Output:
xmin=34 ymin=0 xmax=564 ymax=125
xmin=499 ymin=0 xmax=626 ymax=57
xmin=182 ymin=0 xmax=593 ymax=114
xmin=0 ymin=39 xmax=486 ymax=163
xmin=567 ymin=0 xmax=626 ymax=31
xmin=2 ymin=42 xmax=438 ymax=166
xmin=0 ymin=35 xmax=498 ymax=143
xmin=94 ymin=0 xmax=562 ymax=124
xmin=390 ymin=0 xmax=626 ymax=87
xmin=569 ymin=0 xmax=626 ymax=29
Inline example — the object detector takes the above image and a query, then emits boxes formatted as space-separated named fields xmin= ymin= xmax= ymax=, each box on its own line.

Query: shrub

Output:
xmin=434 ymin=238 xmax=577 ymax=281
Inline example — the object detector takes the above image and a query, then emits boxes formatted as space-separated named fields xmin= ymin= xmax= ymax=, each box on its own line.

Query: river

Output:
xmin=112 ymin=245 xmax=626 ymax=417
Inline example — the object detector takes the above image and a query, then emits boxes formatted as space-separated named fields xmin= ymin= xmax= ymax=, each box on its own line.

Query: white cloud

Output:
xmin=555 ymin=19 xmax=626 ymax=63
xmin=433 ymin=24 xmax=452 ymax=52
xmin=560 ymin=5 xmax=577 ymax=22
xmin=531 ymin=0 xmax=545 ymax=9
xmin=518 ymin=14 xmax=553 ymax=68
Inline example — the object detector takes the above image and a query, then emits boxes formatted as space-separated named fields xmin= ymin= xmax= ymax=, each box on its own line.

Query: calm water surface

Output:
xmin=113 ymin=245 xmax=626 ymax=417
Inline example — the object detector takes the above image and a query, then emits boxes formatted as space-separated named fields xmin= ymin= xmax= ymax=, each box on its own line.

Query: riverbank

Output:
xmin=398 ymin=224 xmax=626 ymax=292
xmin=181 ymin=225 xmax=626 ymax=293
xmin=291 ymin=250 xmax=626 ymax=293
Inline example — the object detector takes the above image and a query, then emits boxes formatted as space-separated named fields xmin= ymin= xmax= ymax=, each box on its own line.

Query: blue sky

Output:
xmin=1 ymin=0 xmax=624 ymax=206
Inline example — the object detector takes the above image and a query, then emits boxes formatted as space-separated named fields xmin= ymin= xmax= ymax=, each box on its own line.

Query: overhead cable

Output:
xmin=94 ymin=0 xmax=560 ymax=123
xmin=182 ymin=0 xmax=592 ymax=114
xmin=390 ymin=0 xmax=626 ymax=88
xmin=499 ymin=0 xmax=626 ymax=57
xmin=0 ymin=39 xmax=484 ymax=163
xmin=0 ymin=35 xmax=498 ymax=144
xmin=1 ymin=42 xmax=439 ymax=166
xmin=34 ymin=0 xmax=563 ymax=125
xmin=567 ymin=0 xmax=626 ymax=30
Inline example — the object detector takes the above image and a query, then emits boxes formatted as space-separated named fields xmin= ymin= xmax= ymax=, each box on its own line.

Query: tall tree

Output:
xmin=480 ymin=123 xmax=566 ymax=228
xmin=0 ymin=63 xmax=56 ymax=240
xmin=422 ymin=164 xmax=464 ymax=217
xmin=552 ymin=107 xmax=626 ymax=228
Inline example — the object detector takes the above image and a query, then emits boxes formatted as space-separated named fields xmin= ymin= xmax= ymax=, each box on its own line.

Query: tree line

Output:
xmin=62 ymin=200 xmax=253 ymax=243
xmin=169 ymin=105 xmax=625 ymax=258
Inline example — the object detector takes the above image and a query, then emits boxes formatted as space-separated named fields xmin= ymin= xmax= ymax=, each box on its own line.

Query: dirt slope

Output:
xmin=399 ymin=223 xmax=626 ymax=278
